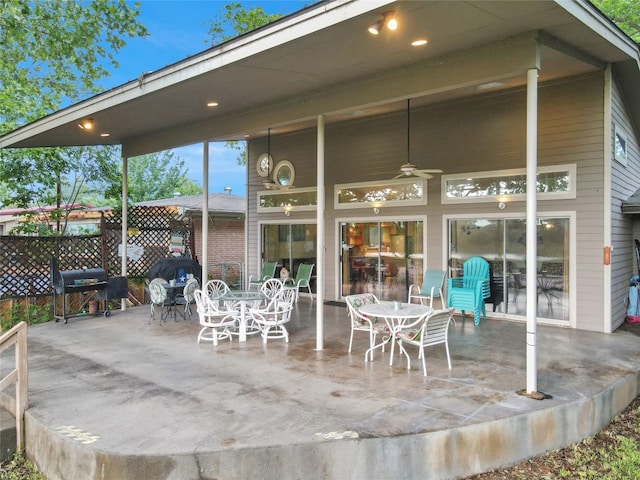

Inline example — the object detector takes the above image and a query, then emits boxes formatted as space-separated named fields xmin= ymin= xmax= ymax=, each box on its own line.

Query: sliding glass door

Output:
xmin=340 ymin=220 xmax=424 ymax=301
xmin=261 ymin=223 xmax=317 ymax=294
xmin=448 ymin=216 xmax=570 ymax=321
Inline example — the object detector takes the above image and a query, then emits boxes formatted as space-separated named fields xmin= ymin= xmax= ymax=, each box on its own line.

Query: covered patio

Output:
xmin=13 ymin=304 xmax=640 ymax=480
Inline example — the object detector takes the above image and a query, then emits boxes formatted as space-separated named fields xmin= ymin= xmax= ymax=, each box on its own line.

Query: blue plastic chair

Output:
xmin=408 ymin=269 xmax=446 ymax=308
xmin=447 ymin=257 xmax=490 ymax=325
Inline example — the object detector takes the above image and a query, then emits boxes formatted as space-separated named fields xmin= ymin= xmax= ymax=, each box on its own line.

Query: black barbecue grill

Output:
xmin=50 ymin=258 xmax=127 ymax=323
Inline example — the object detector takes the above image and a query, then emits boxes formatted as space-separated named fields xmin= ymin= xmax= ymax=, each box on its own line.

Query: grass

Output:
xmin=0 ymin=451 xmax=45 ymax=480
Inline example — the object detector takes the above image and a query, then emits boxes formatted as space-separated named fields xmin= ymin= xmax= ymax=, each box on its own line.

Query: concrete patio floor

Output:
xmin=3 ymin=300 xmax=640 ymax=479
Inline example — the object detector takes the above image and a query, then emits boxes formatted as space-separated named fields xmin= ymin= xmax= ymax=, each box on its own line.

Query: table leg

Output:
xmin=365 ymin=339 xmax=387 ymax=362
xmin=239 ymin=301 xmax=247 ymax=342
xmin=388 ymin=330 xmax=396 ymax=366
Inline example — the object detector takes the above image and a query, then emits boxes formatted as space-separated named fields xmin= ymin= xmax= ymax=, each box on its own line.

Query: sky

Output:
xmin=103 ymin=1 xmax=309 ymax=196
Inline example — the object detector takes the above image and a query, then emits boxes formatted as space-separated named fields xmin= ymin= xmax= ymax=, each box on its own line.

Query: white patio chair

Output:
xmin=396 ymin=308 xmax=455 ymax=376
xmin=194 ymin=289 xmax=237 ymax=346
xmin=176 ymin=277 xmax=199 ymax=321
xmin=260 ymin=278 xmax=283 ymax=303
xmin=345 ymin=293 xmax=389 ymax=361
xmin=204 ymin=279 xmax=230 ymax=300
xmin=249 ymin=287 xmax=295 ymax=344
xmin=148 ymin=278 xmax=171 ymax=324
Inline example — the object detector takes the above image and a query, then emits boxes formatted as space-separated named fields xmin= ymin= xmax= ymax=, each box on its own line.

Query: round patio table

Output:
xmin=360 ymin=302 xmax=432 ymax=366
xmin=221 ymin=290 xmax=265 ymax=342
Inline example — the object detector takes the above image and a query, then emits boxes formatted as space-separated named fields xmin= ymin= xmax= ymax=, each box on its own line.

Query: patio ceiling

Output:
xmin=1 ymin=0 xmax=638 ymax=157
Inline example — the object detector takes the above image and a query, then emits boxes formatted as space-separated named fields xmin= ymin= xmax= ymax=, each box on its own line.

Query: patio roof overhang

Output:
xmin=1 ymin=0 xmax=639 ymax=157
xmin=622 ymin=188 xmax=640 ymax=214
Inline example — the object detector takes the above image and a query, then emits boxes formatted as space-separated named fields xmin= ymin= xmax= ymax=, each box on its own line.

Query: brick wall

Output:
xmin=192 ymin=215 xmax=244 ymax=270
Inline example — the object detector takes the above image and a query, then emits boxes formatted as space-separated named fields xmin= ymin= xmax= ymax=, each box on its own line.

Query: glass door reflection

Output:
xmin=340 ymin=220 xmax=423 ymax=302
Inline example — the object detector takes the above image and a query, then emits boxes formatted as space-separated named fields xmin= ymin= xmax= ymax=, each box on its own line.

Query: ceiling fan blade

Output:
xmin=418 ymin=168 xmax=444 ymax=174
xmin=414 ymin=171 xmax=434 ymax=179
xmin=392 ymin=173 xmax=405 ymax=179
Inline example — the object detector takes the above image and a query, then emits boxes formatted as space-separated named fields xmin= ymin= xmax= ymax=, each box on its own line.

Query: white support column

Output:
xmin=526 ymin=67 xmax=538 ymax=394
xmin=316 ymin=115 xmax=325 ymax=351
xmin=202 ymin=141 xmax=209 ymax=283
xmin=121 ymin=155 xmax=128 ymax=311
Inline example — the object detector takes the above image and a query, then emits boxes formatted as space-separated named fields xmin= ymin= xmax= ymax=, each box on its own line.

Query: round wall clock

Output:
xmin=256 ymin=153 xmax=273 ymax=178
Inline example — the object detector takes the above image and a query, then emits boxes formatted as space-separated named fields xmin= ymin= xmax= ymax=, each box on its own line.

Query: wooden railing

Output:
xmin=0 ymin=321 xmax=28 ymax=451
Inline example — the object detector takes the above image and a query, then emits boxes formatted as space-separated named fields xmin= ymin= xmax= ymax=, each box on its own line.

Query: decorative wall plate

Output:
xmin=256 ymin=153 xmax=273 ymax=177
xmin=273 ymin=160 xmax=295 ymax=188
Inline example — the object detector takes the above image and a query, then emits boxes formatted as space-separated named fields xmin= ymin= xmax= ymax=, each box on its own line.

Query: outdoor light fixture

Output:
xmin=78 ymin=119 xmax=94 ymax=130
xmin=373 ymin=207 xmax=380 ymax=215
xmin=385 ymin=12 xmax=398 ymax=31
xmin=368 ymin=11 xmax=397 ymax=35
xmin=368 ymin=20 xmax=383 ymax=35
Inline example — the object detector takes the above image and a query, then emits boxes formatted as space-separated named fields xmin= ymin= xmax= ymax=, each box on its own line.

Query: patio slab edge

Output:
xmin=22 ymin=371 xmax=640 ymax=480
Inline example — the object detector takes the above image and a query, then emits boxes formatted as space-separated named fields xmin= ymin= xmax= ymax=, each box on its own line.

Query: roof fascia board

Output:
xmin=123 ymin=33 xmax=540 ymax=157
xmin=558 ymin=0 xmax=640 ymax=60
xmin=0 ymin=0 xmax=392 ymax=149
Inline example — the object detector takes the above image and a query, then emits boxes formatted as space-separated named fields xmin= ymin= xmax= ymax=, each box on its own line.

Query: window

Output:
xmin=614 ymin=125 xmax=628 ymax=166
xmin=257 ymin=187 xmax=317 ymax=212
xmin=335 ymin=178 xmax=426 ymax=209
xmin=442 ymin=164 xmax=576 ymax=204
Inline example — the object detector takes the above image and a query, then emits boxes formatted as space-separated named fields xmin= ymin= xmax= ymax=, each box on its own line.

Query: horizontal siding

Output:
xmin=245 ymin=73 xmax=621 ymax=330
xmin=610 ymin=74 xmax=640 ymax=331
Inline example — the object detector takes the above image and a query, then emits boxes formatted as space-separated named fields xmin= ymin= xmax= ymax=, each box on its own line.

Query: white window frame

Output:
xmin=441 ymin=164 xmax=577 ymax=204
xmin=614 ymin=124 xmax=628 ymax=166
xmin=257 ymin=187 xmax=317 ymax=213
xmin=334 ymin=177 xmax=426 ymax=210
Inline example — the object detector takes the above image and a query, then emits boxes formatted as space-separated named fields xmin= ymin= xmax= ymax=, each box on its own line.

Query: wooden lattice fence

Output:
xmin=0 ymin=206 xmax=194 ymax=304
xmin=103 ymin=206 xmax=194 ymax=279
xmin=0 ymin=235 xmax=104 ymax=298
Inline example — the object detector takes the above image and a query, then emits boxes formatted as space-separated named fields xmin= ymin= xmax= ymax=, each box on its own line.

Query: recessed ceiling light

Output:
xmin=412 ymin=38 xmax=428 ymax=46
xmin=207 ymin=101 xmax=219 ymax=107
xmin=100 ymin=133 xmax=110 ymax=137
xmin=475 ymin=81 xmax=504 ymax=91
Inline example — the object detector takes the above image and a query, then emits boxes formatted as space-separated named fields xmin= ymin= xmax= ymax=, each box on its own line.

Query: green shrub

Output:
xmin=0 ymin=302 xmax=52 ymax=331
xmin=0 ymin=450 xmax=46 ymax=480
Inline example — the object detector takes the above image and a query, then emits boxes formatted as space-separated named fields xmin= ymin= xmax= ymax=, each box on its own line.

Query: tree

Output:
xmin=0 ymin=0 xmax=148 ymax=232
xmin=594 ymin=0 xmax=640 ymax=42
xmin=7 ymin=145 xmax=122 ymax=235
xmin=206 ymin=2 xmax=283 ymax=46
xmin=1 ymin=0 xmax=147 ymax=131
xmin=127 ymin=151 xmax=202 ymax=203
xmin=207 ymin=2 xmax=285 ymax=166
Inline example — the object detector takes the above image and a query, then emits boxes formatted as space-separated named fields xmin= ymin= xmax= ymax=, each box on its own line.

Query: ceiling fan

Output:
xmin=393 ymin=99 xmax=443 ymax=180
